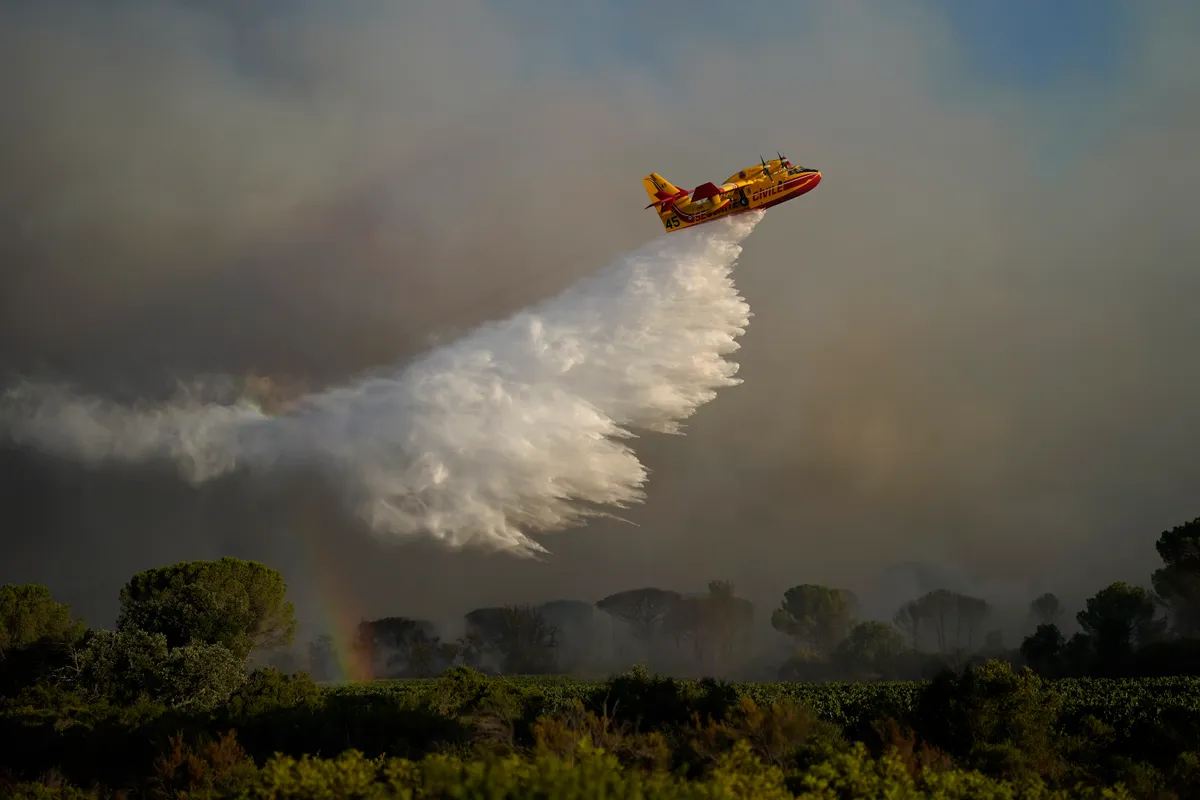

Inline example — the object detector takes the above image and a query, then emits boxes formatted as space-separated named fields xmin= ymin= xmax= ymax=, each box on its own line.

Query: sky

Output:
xmin=0 ymin=0 xmax=1197 ymax=645
xmin=936 ymin=0 xmax=1140 ymax=168
xmin=941 ymin=0 xmax=1131 ymax=87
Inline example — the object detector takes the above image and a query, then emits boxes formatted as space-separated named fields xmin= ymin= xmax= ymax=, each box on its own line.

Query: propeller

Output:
xmin=760 ymin=154 xmax=772 ymax=179
xmin=778 ymin=150 xmax=791 ymax=168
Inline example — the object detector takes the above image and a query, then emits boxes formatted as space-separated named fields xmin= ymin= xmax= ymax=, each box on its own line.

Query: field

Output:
xmin=6 ymin=663 xmax=1199 ymax=798
xmin=330 ymin=671 xmax=1200 ymax=733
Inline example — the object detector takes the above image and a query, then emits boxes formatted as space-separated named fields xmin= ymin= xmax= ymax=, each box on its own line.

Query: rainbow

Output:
xmin=296 ymin=504 xmax=375 ymax=683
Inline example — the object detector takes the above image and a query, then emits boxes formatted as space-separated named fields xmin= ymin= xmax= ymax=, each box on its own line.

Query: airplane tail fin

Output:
xmin=642 ymin=173 xmax=682 ymax=210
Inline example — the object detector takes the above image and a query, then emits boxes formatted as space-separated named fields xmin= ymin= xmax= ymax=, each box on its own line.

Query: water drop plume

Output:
xmin=0 ymin=212 xmax=762 ymax=555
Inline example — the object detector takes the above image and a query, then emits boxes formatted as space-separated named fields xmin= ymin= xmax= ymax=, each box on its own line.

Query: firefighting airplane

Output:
xmin=642 ymin=152 xmax=821 ymax=233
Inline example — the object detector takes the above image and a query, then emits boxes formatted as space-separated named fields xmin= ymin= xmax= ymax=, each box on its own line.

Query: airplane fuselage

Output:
xmin=644 ymin=157 xmax=821 ymax=233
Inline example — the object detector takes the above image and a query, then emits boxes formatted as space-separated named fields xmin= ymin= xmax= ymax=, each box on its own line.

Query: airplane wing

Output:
xmin=722 ymin=170 xmax=757 ymax=186
xmin=690 ymin=182 xmax=724 ymax=202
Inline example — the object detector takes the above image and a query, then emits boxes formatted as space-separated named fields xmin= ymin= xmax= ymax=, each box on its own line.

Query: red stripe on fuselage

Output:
xmin=669 ymin=172 xmax=821 ymax=224
xmin=757 ymin=171 xmax=821 ymax=210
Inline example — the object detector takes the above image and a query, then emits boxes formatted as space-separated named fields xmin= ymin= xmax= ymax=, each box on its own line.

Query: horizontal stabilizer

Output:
xmin=645 ymin=189 xmax=689 ymax=209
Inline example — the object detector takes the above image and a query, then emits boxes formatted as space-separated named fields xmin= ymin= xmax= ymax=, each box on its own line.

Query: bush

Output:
xmin=914 ymin=660 xmax=1064 ymax=782
xmin=145 ymin=741 xmax=1132 ymax=799
xmin=3 ymin=666 xmax=1199 ymax=797
xmin=74 ymin=628 xmax=246 ymax=710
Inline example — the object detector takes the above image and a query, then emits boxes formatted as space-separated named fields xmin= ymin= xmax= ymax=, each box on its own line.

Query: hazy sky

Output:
xmin=1 ymin=0 xmax=1197 ymax=636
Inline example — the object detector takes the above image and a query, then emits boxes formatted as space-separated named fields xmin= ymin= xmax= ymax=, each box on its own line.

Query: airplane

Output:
xmin=641 ymin=152 xmax=821 ymax=233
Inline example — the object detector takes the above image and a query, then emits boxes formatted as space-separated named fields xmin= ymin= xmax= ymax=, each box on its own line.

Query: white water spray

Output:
xmin=0 ymin=212 xmax=762 ymax=555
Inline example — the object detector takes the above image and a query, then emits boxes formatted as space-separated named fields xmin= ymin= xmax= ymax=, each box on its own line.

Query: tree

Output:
xmin=1076 ymin=581 xmax=1161 ymax=665
xmin=357 ymin=617 xmax=434 ymax=653
xmin=1060 ymin=632 xmax=1095 ymax=676
xmin=538 ymin=600 xmax=597 ymax=671
xmin=663 ymin=595 xmax=716 ymax=665
xmin=663 ymin=581 xmax=754 ymax=671
xmin=700 ymin=580 xmax=754 ymax=665
xmin=1020 ymin=623 xmax=1064 ymax=676
xmin=538 ymin=600 xmax=595 ymax=634
xmin=833 ymin=621 xmax=907 ymax=679
xmin=0 ymin=584 xmax=86 ymax=658
xmin=398 ymin=628 xmax=456 ymax=678
xmin=117 ymin=557 xmax=296 ymax=661
xmin=771 ymin=584 xmax=855 ymax=655
xmin=1155 ymin=516 xmax=1200 ymax=566
xmin=355 ymin=617 xmax=440 ymax=677
xmin=1150 ymin=517 xmax=1200 ymax=637
xmin=0 ymin=584 xmax=87 ymax=693
xmin=1028 ymin=593 xmax=1063 ymax=628
xmin=955 ymin=594 xmax=991 ymax=651
xmin=912 ymin=589 xmax=959 ymax=654
xmin=905 ymin=589 xmax=989 ymax=655
xmin=892 ymin=600 xmax=920 ymax=650
xmin=595 ymin=588 xmax=681 ymax=642
xmin=464 ymin=605 xmax=558 ymax=674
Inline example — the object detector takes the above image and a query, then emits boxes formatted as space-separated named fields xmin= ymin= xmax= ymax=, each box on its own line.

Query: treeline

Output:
xmin=294 ymin=517 xmax=1200 ymax=683
xmin=2 ymin=519 xmax=1197 ymax=699
xmin=0 ymin=517 xmax=1196 ymax=796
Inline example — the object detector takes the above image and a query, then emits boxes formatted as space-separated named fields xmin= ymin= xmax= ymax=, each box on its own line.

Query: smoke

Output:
xmin=1 ymin=214 xmax=759 ymax=555
xmin=1 ymin=0 xmax=1198 ymax=634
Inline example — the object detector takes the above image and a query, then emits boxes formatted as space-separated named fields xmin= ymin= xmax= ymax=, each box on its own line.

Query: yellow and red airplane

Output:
xmin=642 ymin=152 xmax=821 ymax=233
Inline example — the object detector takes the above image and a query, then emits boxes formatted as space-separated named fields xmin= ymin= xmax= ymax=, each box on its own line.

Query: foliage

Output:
xmin=465 ymin=604 xmax=561 ymax=673
xmin=1076 ymin=582 xmax=1163 ymax=669
xmin=117 ymin=556 xmax=296 ymax=661
xmin=1151 ymin=517 xmax=1200 ymax=637
xmin=354 ymin=616 xmax=457 ymax=678
xmin=4 ymin=660 xmax=1200 ymax=796
xmin=0 ymin=584 xmax=87 ymax=695
xmin=1021 ymin=624 xmax=1066 ymax=677
xmin=771 ymin=584 xmax=856 ymax=655
xmin=833 ymin=621 xmax=909 ymax=679
xmin=915 ymin=661 xmax=1063 ymax=781
xmin=0 ymin=584 xmax=86 ymax=656
xmin=7 ymin=513 xmax=1200 ymax=796
xmin=142 ymin=738 xmax=1130 ymax=799
xmin=73 ymin=627 xmax=246 ymax=710
xmin=1030 ymin=593 xmax=1064 ymax=627
xmin=538 ymin=599 xmax=595 ymax=630
xmin=595 ymin=587 xmax=682 ymax=641
xmin=663 ymin=582 xmax=755 ymax=671
xmin=904 ymin=589 xmax=992 ymax=656
xmin=220 ymin=666 xmax=324 ymax=719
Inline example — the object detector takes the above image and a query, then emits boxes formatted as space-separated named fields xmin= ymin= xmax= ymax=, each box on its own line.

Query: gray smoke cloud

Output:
xmin=1 ymin=0 xmax=1198 ymax=647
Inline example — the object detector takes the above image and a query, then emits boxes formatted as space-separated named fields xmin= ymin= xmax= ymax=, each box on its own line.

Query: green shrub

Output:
xmin=914 ymin=660 xmax=1064 ymax=781
xmin=4 ymin=667 xmax=1200 ymax=797
xmin=164 ymin=740 xmax=1140 ymax=799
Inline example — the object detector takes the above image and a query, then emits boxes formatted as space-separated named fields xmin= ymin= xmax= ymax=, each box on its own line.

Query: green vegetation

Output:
xmin=1 ymin=517 xmax=1198 ymax=797
xmin=2 ymin=665 xmax=1196 ymax=797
